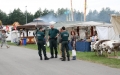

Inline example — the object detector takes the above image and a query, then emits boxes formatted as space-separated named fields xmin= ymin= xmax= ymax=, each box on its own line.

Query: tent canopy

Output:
xmin=17 ymin=21 xmax=50 ymax=30
xmin=74 ymin=21 xmax=112 ymax=27
xmin=111 ymin=14 xmax=120 ymax=35
xmin=54 ymin=21 xmax=112 ymax=29
xmin=53 ymin=21 xmax=81 ymax=28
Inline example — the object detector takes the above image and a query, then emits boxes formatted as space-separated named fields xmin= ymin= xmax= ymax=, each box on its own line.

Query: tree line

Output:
xmin=0 ymin=7 xmax=119 ymax=25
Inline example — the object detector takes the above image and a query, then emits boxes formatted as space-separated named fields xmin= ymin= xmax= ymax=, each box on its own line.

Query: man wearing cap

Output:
xmin=36 ymin=27 xmax=49 ymax=60
xmin=61 ymin=26 xmax=70 ymax=61
xmin=48 ymin=25 xmax=59 ymax=58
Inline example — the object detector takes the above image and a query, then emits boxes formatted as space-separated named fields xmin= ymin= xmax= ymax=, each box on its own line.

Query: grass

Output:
xmin=76 ymin=52 xmax=120 ymax=68
xmin=8 ymin=42 xmax=120 ymax=69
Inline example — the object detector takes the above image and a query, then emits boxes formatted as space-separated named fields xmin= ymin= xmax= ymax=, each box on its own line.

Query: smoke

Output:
xmin=40 ymin=13 xmax=58 ymax=23
xmin=39 ymin=13 xmax=67 ymax=23
xmin=37 ymin=11 xmax=84 ymax=23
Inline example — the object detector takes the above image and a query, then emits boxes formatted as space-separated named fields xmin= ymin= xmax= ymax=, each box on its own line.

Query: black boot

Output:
xmin=40 ymin=56 xmax=42 ymax=60
xmin=60 ymin=57 xmax=63 ymax=60
xmin=44 ymin=56 xmax=49 ymax=60
xmin=61 ymin=57 xmax=66 ymax=61
xmin=50 ymin=55 xmax=54 ymax=58
xmin=55 ymin=55 xmax=57 ymax=58
xmin=68 ymin=57 xmax=70 ymax=61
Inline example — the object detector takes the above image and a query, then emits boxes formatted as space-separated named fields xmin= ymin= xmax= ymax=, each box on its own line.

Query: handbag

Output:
xmin=46 ymin=42 xmax=50 ymax=47
xmin=72 ymin=50 xmax=76 ymax=56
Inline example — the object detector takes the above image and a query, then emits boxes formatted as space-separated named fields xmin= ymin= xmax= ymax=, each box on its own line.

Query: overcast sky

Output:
xmin=0 ymin=0 xmax=120 ymax=14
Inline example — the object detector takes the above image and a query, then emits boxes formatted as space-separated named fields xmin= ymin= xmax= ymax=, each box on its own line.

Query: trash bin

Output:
xmin=22 ymin=38 xmax=27 ymax=45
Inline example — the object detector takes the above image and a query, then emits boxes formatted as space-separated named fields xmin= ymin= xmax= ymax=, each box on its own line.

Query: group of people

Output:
xmin=35 ymin=24 xmax=75 ymax=61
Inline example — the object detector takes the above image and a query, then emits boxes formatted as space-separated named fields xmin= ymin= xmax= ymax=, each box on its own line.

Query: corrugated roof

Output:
xmin=53 ymin=21 xmax=112 ymax=29
xmin=54 ymin=21 xmax=81 ymax=28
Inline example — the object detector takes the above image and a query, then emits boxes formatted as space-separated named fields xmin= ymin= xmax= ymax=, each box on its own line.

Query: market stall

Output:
xmin=16 ymin=19 xmax=50 ymax=44
xmin=54 ymin=21 xmax=119 ymax=51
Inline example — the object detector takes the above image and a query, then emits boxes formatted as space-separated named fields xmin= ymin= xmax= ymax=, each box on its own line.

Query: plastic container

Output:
xmin=22 ymin=38 xmax=27 ymax=45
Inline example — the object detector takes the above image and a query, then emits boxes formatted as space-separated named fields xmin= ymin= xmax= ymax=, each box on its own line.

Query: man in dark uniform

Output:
xmin=48 ymin=25 xmax=59 ymax=58
xmin=61 ymin=26 xmax=70 ymax=61
xmin=36 ymin=27 xmax=49 ymax=60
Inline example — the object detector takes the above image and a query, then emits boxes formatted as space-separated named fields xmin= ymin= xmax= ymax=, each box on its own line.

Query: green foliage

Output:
xmin=34 ymin=8 xmax=43 ymax=18
xmin=8 ymin=8 xmax=25 ymax=25
xmin=42 ymin=9 xmax=49 ymax=16
xmin=77 ymin=52 xmax=120 ymax=68
xmin=0 ymin=10 xmax=8 ymax=25
xmin=25 ymin=12 xmax=34 ymax=23
xmin=0 ymin=7 xmax=119 ymax=25
xmin=98 ymin=8 xmax=115 ymax=23
xmin=87 ymin=7 xmax=118 ymax=23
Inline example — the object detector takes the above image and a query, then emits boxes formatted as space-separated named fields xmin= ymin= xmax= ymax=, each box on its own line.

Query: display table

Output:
xmin=19 ymin=36 xmax=35 ymax=44
xmin=68 ymin=41 xmax=91 ymax=52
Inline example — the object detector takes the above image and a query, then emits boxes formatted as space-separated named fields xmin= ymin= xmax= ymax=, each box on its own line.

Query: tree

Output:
xmin=98 ymin=7 xmax=116 ymax=23
xmin=42 ymin=9 xmax=49 ymax=16
xmin=0 ymin=10 xmax=8 ymax=25
xmin=56 ymin=8 xmax=68 ymax=21
xmin=73 ymin=9 xmax=77 ymax=21
xmin=34 ymin=8 xmax=43 ymax=18
xmin=8 ymin=8 xmax=25 ymax=25
xmin=24 ymin=12 xmax=34 ymax=23
xmin=86 ymin=10 xmax=99 ymax=21
xmin=75 ymin=11 xmax=84 ymax=21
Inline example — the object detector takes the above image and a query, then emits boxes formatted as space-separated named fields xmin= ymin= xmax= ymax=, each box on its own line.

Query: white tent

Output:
xmin=111 ymin=14 xmax=120 ymax=35
xmin=96 ymin=26 xmax=120 ymax=40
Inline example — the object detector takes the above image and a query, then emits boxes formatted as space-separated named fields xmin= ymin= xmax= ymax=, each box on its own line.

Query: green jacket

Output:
xmin=36 ymin=31 xmax=45 ymax=41
xmin=48 ymin=28 xmax=59 ymax=39
xmin=61 ymin=31 xmax=69 ymax=41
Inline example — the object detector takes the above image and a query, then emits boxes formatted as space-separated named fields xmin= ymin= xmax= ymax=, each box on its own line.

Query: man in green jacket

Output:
xmin=36 ymin=27 xmax=49 ymax=60
xmin=61 ymin=26 xmax=70 ymax=61
xmin=48 ymin=25 xmax=59 ymax=58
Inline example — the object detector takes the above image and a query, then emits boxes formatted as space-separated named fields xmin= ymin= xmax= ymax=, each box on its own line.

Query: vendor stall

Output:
xmin=54 ymin=21 xmax=119 ymax=51
xmin=16 ymin=19 xmax=50 ymax=44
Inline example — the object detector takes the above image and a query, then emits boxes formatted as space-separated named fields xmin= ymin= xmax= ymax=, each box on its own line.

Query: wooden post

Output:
xmin=26 ymin=30 xmax=28 ymax=37
xmin=91 ymin=26 xmax=93 ymax=36
xmin=84 ymin=0 xmax=87 ymax=21
xmin=71 ymin=0 xmax=74 ymax=21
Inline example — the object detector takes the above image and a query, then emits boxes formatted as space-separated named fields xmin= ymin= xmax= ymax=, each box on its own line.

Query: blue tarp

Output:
xmin=68 ymin=41 xmax=91 ymax=52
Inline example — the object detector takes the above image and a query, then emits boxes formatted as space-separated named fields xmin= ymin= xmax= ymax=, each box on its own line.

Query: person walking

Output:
xmin=48 ymin=25 xmax=59 ymax=58
xmin=36 ymin=27 xmax=49 ymax=60
xmin=61 ymin=27 xmax=70 ymax=61
xmin=1 ymin=30 xmax=10 ymax=48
